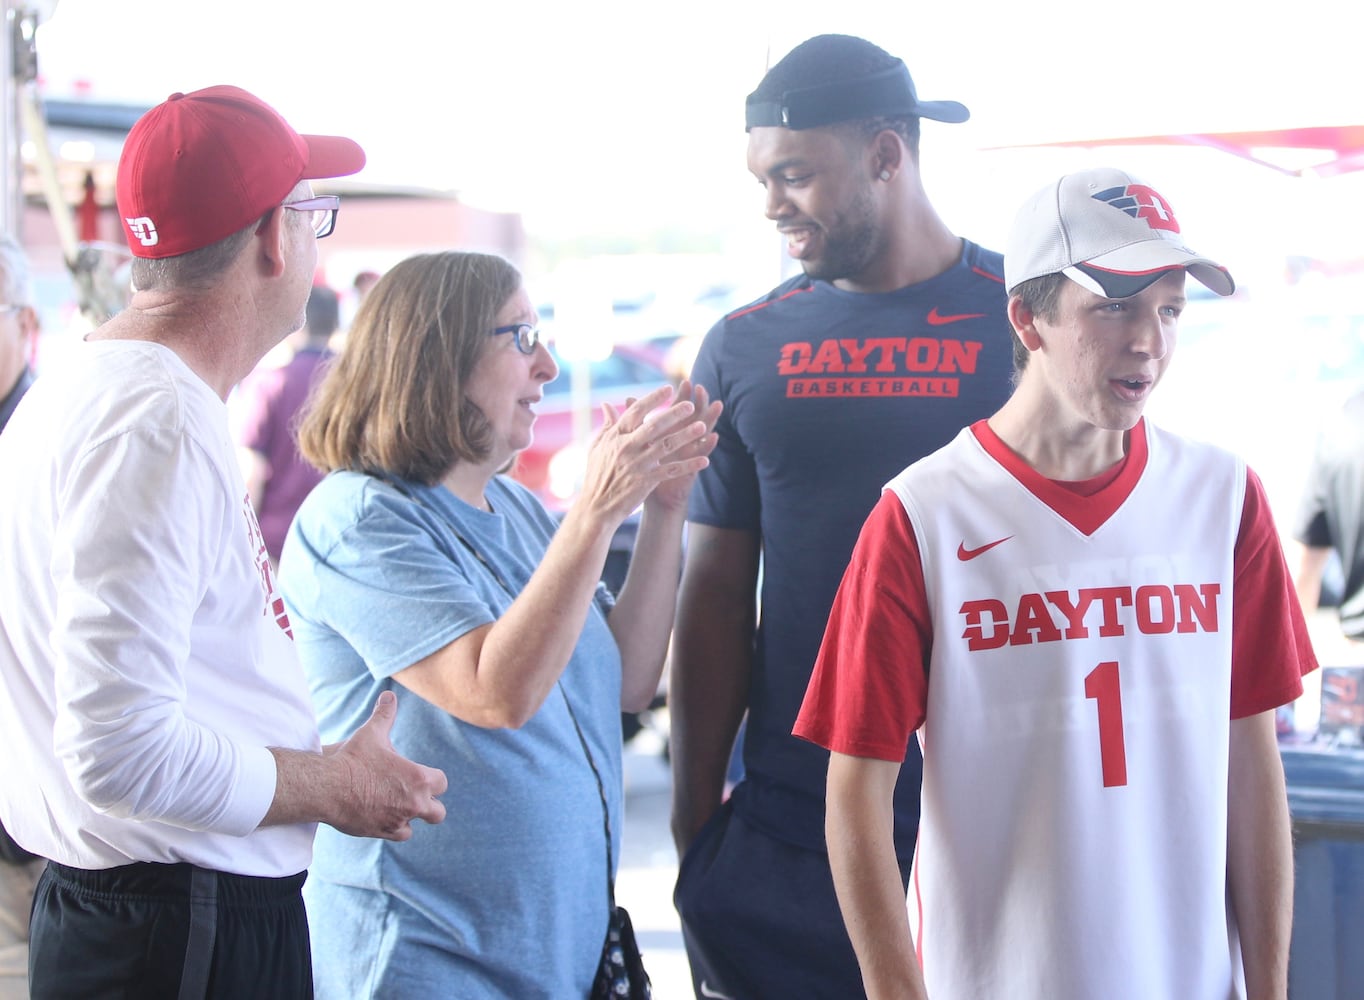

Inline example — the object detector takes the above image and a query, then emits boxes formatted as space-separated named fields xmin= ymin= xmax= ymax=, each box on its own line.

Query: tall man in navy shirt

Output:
xmin=669 ymin=33 xmax=1016 ymax=998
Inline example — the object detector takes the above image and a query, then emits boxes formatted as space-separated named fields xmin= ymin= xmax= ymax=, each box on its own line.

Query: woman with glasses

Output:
xmin=278 ymin=250 xmax=719 ymax=997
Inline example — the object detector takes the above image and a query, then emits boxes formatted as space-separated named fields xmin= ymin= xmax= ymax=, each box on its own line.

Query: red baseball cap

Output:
xmin=116 ymin=85 xmax=366 ymax=260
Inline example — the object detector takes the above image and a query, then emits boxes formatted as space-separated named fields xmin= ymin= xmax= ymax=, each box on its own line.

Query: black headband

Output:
xmin=745 ymin=60 xmax=970 ymax=131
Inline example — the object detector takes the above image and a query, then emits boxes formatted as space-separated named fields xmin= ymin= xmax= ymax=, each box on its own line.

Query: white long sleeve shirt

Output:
xmin=0 ymin=340 xmax=318 ymax=875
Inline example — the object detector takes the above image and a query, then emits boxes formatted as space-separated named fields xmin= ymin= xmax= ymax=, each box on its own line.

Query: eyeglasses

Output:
xmin=280 ymin=196 xmax=341 ymax=239
xmin=489 ymin=323 xmax=542 ymax=355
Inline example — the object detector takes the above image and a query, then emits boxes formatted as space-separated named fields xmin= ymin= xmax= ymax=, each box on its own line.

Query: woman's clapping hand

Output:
xmin=575 ymin=380 xmax=722 ymax=526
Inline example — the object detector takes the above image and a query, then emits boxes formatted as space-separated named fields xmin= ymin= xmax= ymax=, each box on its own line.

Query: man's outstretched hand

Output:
xmin=265 ymin=691 xmax=448 ymax=840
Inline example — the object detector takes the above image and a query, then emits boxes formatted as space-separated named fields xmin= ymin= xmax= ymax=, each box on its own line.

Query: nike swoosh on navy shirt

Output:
xmin=927 ymin=306 xmax=988 ymax=326
xmin=957 ymin=536 xmax=1013 ymax=560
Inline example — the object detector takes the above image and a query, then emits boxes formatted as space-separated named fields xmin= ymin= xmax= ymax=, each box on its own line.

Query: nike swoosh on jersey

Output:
xmin=927 ymin=306 xmax=988 ymax=325
xmin=957 ymin=536 xmax=1013 ymax=560
xmin=700 ymin=982 xmax=737 ymax=1000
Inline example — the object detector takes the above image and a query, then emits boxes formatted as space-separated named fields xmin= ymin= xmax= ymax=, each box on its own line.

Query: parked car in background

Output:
xmin=515 ymin=277 xmax=755 ymax=509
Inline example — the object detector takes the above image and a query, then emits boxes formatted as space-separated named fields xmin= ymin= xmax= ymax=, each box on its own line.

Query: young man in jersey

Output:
xmin=796 ymin=166 xmax=1313 ymax=999
xmin=670 ymin=33 xmax=1014 ymax=998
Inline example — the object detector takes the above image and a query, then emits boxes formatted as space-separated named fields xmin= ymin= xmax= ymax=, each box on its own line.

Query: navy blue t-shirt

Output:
xmin=688 ymin=240 xmax=1014 ymax=854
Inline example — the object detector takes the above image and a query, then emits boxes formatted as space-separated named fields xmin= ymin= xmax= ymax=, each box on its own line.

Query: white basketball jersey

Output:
xmin=887 ymin=422 xmax=1244 ymax=1000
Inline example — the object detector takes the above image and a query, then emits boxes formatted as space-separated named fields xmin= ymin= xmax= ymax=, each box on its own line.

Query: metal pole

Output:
xmin=3 ymin=4 xmax=53 ymax=242
xmin=0 ymin=1 xmax=20 ymax=237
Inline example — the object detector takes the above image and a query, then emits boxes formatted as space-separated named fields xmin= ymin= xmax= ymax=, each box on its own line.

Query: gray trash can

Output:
xmin=1281 ymin=743 xmax=1364 ymax=999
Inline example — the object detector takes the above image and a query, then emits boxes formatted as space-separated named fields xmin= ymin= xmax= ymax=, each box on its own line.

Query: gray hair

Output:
xmin=129 ymin=216 xmax=261 ymax=292
xmin=0 ymin=235 xmax=34 ymax=307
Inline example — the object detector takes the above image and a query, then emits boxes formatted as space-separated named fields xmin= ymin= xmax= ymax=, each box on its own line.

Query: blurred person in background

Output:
xmin=337 ymin=267 xmax=382 ymax=339
xmin=1291 ymin=387 xmax=1364 ymax=732
xmin=1293 ymin=387 xmax=1364 ymax=650
xmin=279 ymin=250 xmax=720 ymax=997
xmin=669 ymin=33 xmax=1015 ymax=998
xmin=235 ymin=283 xmax=341 ymax=565
xmin=0 ymin=233 xmax=43 ymax=1000
xmin=0 ymin=86 xmax=446 ymax=999
xmin=353 ymin=268 xmax=380 ymax=301
xmin=0 ymin=235 xmax=38 ymax=431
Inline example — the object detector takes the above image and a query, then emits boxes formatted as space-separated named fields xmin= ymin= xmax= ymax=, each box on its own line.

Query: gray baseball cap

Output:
xmin=1004 ymin=167 xmax=1235 ymax=298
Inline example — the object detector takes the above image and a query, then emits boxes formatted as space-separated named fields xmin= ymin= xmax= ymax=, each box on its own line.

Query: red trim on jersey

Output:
xmin=724 ymin=283 xmax=816 ymax=321
xmin=971 ymin=265 xmax=1005 ymax=284
xmin=970 ymin=419 xmax=1147 ymax=534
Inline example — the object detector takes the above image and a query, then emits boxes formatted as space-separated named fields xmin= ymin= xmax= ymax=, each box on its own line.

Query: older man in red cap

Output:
xmin=0 ymin=86 xmax=448 ymax=999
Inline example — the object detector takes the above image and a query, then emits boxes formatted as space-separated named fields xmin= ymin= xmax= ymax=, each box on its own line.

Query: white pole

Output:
xmin=2 ymin=3 xmax=63 ymax=242
xmin=0 ymin=1 xmax=21 ymax=237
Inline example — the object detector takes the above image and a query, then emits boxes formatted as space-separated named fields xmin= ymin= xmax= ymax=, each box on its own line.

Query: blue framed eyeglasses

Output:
xmin=280 ymin=195 xmax=341 ymax=239
xmin=489 ymin=323 xmax=541 ymax=355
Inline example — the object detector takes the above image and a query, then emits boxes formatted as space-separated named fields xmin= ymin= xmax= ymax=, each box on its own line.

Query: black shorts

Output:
xmin=674 ymin=798 xmax=912 ymax=1000
xmin=29 ymin=860 xmax=311 ymax=1000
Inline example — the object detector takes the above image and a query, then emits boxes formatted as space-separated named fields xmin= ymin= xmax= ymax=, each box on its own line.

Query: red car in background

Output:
xmin=509 ymin=275 xmax=750 ymax=509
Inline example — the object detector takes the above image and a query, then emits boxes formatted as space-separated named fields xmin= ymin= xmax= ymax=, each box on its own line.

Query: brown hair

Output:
xmin=298 ymin=251 xmax=522 ymax=484
xmin=1008 ymin=271 xmax=1068 ymax=378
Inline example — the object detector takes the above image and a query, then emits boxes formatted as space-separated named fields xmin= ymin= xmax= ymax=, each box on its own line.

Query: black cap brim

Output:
xmin=745 ymin=61 xmax=968 ymax=131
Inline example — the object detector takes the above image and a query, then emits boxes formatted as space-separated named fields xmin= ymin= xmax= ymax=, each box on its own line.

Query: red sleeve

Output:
xmin=794 ymin=491 xmax=932 ymax=761
xmin=1230 ymin=467 xmax=1318 ymax=719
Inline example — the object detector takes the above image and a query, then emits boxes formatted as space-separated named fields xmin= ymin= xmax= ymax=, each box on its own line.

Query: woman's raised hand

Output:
xmin=574 ymin=381 xmax=721 ymax=527
xmin=642 ymin=380 xmax=721 ymax=514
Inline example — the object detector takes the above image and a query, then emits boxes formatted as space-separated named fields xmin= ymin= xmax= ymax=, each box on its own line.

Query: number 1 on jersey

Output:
xmin=1084 ymin=660 xmax=1128 ymax=787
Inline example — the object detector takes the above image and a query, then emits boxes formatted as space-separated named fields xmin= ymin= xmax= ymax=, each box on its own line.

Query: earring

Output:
xmin=879 ymin=169 xmax=891 ymax=181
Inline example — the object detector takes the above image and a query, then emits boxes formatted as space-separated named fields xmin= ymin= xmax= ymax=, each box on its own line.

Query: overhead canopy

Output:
xmin=992 ymin=126 xmax=1364 ymax=179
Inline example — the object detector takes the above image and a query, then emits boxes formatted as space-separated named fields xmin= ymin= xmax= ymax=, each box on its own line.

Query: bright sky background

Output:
xmin=27 ymin=0 xmax=1364 ymax=525
xmin=33 ymin=0 xmax=1364 ymax=288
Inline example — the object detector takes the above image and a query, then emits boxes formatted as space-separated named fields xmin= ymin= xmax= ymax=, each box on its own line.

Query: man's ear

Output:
xmin=871 ymin=129 xmax=903 ymax=182
xmin=1008 ymin=295 xmax=1044 ymax=352
xmin=255 ymin=208 xmax=289 ymax=278
xmin=17 ymin=305 xmax=40 ymax=340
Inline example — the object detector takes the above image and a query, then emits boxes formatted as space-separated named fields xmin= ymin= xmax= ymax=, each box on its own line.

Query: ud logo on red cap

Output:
xmin=125 ymin=217 xmax=158 ymax=248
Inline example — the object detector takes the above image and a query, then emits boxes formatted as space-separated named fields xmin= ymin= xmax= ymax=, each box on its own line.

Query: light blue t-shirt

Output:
xmin=279 ymin=471 xmax=623 ymax=998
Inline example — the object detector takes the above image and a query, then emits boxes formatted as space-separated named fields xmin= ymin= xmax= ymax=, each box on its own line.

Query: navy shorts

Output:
xmin=673 ymin=798 xmax=911 ymax=999
xmin=29 ymin=860 xmax=311 ymax=999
